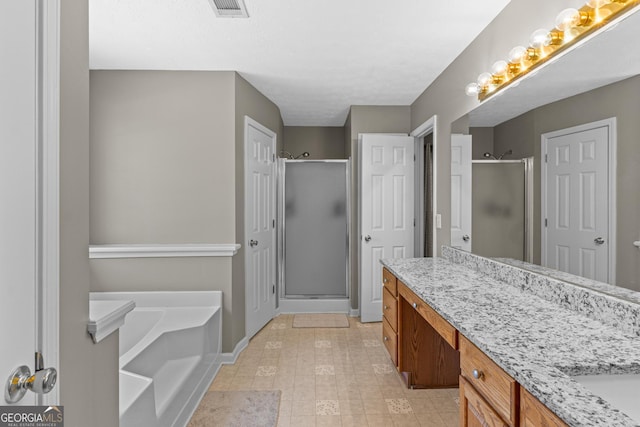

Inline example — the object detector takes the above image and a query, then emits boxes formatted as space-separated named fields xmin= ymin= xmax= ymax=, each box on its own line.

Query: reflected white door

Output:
xmin=359 ymin=134 xmax=414 ymax=323
xmin=543 ymin=124 xmax=611 ymax=282
xmin=245 ymin=117 xmax=276 ymax=338
xmin=1 ymin=0 xmax=40 ymax=405
xmin=451 ymin=134 xmax=472 ymax=251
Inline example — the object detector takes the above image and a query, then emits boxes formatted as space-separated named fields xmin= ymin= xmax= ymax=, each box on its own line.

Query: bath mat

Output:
xmin=292 ymin=313 xmax=349 ymax=328
xmin=188 ymin=390 xmax=281 ymax=427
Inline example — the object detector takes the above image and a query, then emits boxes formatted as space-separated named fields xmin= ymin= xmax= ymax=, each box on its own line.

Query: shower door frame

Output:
xmin=277 ymin=159 xmax=351 ymax=300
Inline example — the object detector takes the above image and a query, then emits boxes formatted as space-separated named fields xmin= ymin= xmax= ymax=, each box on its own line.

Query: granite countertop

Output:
xmin=380 ymin=257 xmax=640 ymax=427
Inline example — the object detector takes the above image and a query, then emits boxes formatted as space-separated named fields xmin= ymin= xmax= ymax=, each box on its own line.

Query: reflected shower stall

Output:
xmin=277 ymin=159 xmax=350 ymax=312
xmin=472 ymin=157 xmax=534 ymax=262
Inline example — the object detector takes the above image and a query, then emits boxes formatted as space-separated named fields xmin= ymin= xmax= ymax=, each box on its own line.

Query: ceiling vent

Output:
xmin=208 ymin=0 xmax=249 ymax=18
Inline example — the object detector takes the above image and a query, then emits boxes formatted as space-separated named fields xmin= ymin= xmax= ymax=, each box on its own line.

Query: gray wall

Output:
xmin=90 ymin=71 xmax=283 ymax=352
xmin=60 ymin=0 xmax=118 ymax=425
xmin=283 ymin=126 xmax=346 ymax=159
xmin=411 ymin=0 xmax=567 ymax=255
xmin=469 ymin=127 xmax=494 ymax=160
xmin=346 ymin=106 xmax=411 ymax=309
xmin=493 ymin=76 xmax=640 ymax=290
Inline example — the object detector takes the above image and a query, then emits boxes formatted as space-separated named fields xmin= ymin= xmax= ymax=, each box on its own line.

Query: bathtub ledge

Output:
xmin=88 ymin=299 xmax=136 ymax=343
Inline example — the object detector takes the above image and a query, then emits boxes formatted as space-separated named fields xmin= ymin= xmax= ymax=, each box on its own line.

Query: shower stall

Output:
xmin=472 ymin=157 xmax=534 ymax=262
xmin=277 ymin=159 xmax=350 ymax=313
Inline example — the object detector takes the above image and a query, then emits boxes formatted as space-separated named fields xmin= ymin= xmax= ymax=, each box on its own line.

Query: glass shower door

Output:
xmin=282 ymin=161 xmax=349 ymax=298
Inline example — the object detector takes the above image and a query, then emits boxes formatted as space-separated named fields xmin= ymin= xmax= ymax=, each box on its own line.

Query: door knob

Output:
xmin=5 ymin=365 xmax=57 ymax=403
xmin=594 ymin=237 xmax=605 ymax=245
xmin=364 ymin=235 xmax=371 ymax=242
xmin=462 ymin=235 xmax=470 ymax=242
xmin=249 ymin=239 xmax=259 ymax=247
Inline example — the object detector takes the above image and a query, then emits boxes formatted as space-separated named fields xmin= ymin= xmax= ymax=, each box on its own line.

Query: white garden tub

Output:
xmin=91 ymin=291 xmax=222 ymax=427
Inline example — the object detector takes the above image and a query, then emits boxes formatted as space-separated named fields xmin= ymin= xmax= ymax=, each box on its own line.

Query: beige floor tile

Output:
xmin=292 ymin=399 xmax=317 ymax=416
xmin=191 ymin=317 xmax=462 ymax=426
xmin=362 ymin=398 xmax=390 ymax=415
xmin=290 ymin=415 xmax=317 ymax=426
xmin=341 ymin=414 xmax=368 ymax=427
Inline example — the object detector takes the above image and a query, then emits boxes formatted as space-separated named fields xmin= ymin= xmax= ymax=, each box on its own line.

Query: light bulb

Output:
xmin=508 ymin=46 xmax=527 ymax=63
xmin=477 ymin=72 xmax=493 ymax=87
xmin=465 ymin=83 xmax=480 ymax=96
xmin=555 ymin=8 xmax=581 ymax=30
xmin=530 ymin=28 xmax=551 ymax=49
xmin=491 ymin=60 xmax=509 ymax=77
xmin=586 ymin=0 xmax=611 ymax=8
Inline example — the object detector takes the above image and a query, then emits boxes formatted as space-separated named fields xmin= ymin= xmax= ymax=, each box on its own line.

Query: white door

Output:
xmin=1 ymin=0 xmax=58 ymax=405
xmin=543 ymin=124 xmax=611 ymax=282
xmin=245 ymin=117 xmax=276 ymax=338
xmin=359 ymin=134 xmax=414 ymax=323
xmin=450 ymin=134 xmax=472 ymax=251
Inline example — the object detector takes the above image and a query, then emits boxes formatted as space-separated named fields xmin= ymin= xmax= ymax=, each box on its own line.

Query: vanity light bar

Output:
xmin=465 ymin=0 xmax=640 ymax=101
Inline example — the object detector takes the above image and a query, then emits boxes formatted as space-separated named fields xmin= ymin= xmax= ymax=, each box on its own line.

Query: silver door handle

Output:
xmin=364 ymin=235 xmax=371 ymax=242
xmin=5 ymin=365 xmax=57 ymax=403
xmin=249 ymin=239 xmax=258 ymax=247
xmin=594 ymin=237 xmax=605 ymax=245
xmin=462 ymin=235 xmax=470 ymax=242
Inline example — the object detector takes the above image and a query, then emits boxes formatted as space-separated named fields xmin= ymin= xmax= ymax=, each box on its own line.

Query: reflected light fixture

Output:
xmin=466 ymin=0 xmax=640 ymax=101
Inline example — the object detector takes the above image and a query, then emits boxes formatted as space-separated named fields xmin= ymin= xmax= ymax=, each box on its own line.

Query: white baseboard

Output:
xmin=349 ymin=308 xmax=360 ymax=317
xmin=278 ymin=298 xmax=350 ymax=314
xmin=219 ymin=336 xmax=248 ymax=364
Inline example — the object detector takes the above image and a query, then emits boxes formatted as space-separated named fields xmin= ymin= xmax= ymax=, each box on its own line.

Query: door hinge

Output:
xmin=545 ymin=154 xmax=548 ymax=163
xmin=272 ymin=284 xmax=275 ymax=294
xmin=545 ymin=218 xmax=548 ymax=227
xmin=413 ymin=218 xmax=416 ymax=227
xmin=272 ymin=219 xmax=275 ymax=228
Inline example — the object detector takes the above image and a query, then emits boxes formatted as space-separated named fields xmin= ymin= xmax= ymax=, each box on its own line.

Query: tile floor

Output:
xmin=206 ymin=315 xmax=460 ymax=426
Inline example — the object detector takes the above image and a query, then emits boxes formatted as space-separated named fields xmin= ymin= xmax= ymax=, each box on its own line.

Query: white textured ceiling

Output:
xmin=89 ymin=0 xmax=510 ymax=126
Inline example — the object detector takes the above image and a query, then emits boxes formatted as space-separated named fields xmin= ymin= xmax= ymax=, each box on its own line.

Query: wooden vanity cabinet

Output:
xmin=520 ymin=387 xmax=568 ymax=427
xmin=382 ymin=268 xmax=399 ymax=367
xmin=459 ymin=334 xmax=518 ymax=426
xmin=460 ymin=376 xmax=509 ymax=427
xmin=397 ymin=280 xmax=460 ymax=388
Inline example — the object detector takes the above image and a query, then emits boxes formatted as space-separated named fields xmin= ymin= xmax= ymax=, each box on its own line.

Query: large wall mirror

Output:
xmin=452 ymin=8 xmax=640 ymax=293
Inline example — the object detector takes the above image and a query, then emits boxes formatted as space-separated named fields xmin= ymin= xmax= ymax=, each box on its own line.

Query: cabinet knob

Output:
xmin=383 ymin=278 xmax=388 ymax=284
xmin=383 ymin=305 xmax=389 ymax=310
xmin=383 ymin=336 xmax=389 ymax=341
xmin=472 ymin=369 xmax=484 ymax=380
xmin=412 ymin=302 xmax=417 ymax=309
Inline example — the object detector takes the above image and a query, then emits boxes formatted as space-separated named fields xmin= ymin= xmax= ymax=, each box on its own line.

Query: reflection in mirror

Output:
xmin=453 ymin=8 xmax=640 ymax=293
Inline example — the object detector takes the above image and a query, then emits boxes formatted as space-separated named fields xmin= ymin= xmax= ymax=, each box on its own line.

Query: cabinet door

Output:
xmin=520 ymin=387 xmax=568 ymax=427
xmin=460 ymin=376 xmax=508 ymax=427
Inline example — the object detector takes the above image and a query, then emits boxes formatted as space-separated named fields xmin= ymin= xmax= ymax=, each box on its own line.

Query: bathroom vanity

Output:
xmin=380 ymin=248 xmax=640 ymax=427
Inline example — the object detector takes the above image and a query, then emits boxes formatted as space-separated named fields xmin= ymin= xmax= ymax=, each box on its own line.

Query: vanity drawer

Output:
xmin=382 ymin=317 xmax=397 ymax=366
xmin=382 ymin=287 xmax=398 ymax=332
xmin=397 ymin=281 xmax=458 ymax=349
xmin=460 ymin=335 xmax=517 ymax=426
xmin=460 ymin=376 xmax=508 ymax=427
xmin=382 ymin=268 xmax=397 ymax=296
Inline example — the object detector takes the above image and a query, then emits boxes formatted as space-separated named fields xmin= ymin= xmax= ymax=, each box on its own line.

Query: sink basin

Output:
xmin=572 ymin=374 xmax=640 ymax=422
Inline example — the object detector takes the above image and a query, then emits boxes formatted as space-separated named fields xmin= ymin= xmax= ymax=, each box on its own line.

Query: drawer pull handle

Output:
xmin=472 ymin=369 xmax=484 ymax=380
xmin=412 ymin=302 xmax=417 ymax=309
xmin=384 ymin=305 xmax=389 ymax=310
xmin=383 ymin=278 xmax=388 ymax=284
xmin=383 ymin=336 xmax=389 ymax=341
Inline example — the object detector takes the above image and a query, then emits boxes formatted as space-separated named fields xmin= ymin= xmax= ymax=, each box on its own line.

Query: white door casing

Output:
xmin=244 ymin=117 xmax=276 ymax=338
xmin=542 ymin=119 xmax=616 ymax=284
xmin=451 ymin=134 xmax=472 ymax=252
xmin=359 ymin=134 xmax=414 ymax=323
xmin=1 ymin=0 xmax=60 ymax=405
